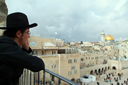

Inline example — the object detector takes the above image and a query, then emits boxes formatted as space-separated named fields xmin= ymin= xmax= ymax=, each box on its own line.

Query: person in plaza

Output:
xmin=119 ymin=75 xmax=121 ymax=80
xmin=117 ymin=77 xmax=118 ymax=82
xmin=114 ymin=77 xmax=116 ymax=81
xmin=97 ymin=82 xmax=99 ymax=85
xmin=0 ymin=12 xmax=45 ymax=85
xmin=112 ymin=73 xmax=114 ymax=76
xmin=109 ymin=78 xmax=111 ymax=82
xmin=121 ymin=73 xmax=123 ymax=76
xmin=109 ymin=73 xmax=111 ymax=76
xmin=104 ymin=78 xmax=106 ymax=82
xmin=117 ymin=82 xmax=119 ymax=85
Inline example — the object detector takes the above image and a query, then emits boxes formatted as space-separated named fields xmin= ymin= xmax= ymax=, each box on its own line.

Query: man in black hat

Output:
xmin=0 ymin=12 xmax=45 ymax=85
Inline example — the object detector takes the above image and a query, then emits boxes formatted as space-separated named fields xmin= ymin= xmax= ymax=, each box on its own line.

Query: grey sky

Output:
xmin=5 ymin=0 xmax=128 ymax=42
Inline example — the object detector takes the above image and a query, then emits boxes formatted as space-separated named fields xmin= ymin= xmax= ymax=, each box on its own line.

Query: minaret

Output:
xmin=101 ymin=31 xmax=105 ymax=42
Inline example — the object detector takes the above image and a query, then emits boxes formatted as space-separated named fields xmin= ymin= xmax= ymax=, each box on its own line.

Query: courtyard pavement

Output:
xmin=81 ymin=70 xmax=128 ymax=85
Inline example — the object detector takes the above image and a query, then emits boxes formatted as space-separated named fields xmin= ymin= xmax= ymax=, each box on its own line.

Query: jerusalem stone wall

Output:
xmin=0 ymin=0 xmax=8 ymax=35
xmin=121 ymin=60 xmax=128 ymax=68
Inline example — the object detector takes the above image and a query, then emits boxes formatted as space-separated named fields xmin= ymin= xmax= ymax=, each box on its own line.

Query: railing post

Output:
xmin=30 ymin=71 xmax=32 ymax=85
xmin=52 ymin=75 xmax=54 ymax=81
xmin=19 ymin=75 xmax=22 ymax=85
xmin=20 ymin=75 xmax=23 ymax=85
xmin=25 ymin=69 xmax=27 ymax=85
xmin=58 ymin=79 xmax=61 ymax=85
xmin=30 ymin=71 xmax=34 ymax=85
xmin=27 ymin=70 xmax=30 ymax=85
xmin=50 ymin=75 xmax=53 ymax=85
xmin=23 ymin=69 xmax=25 ymax=85
xmin=43 ymin=70 xmax=45 ymax=85
xmin=34 ymin=72 xmax=36 ymax=85
xmin=38 ymin=72 xmax=40 ymax=85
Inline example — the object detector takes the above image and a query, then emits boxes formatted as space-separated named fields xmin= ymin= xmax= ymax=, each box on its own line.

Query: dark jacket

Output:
xmin=0 ymin=36 xmax=45 ymax=85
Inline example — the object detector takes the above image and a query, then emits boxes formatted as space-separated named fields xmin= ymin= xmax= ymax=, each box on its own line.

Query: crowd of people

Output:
xmin=103 ymin=72 xmax=128 ymax=85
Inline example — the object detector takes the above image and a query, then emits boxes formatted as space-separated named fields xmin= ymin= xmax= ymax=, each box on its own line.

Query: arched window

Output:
xmin=32 ymin=50 xmax=37 ymax=55
xmin=98 ymin=69 xmax=100 ymax=73
xmin=90 ymin=70 xmax=93 ymax=74
xmin=95 ymin=69 xmax=97 ymax=73
xmin=108 ymin=66 xmax=110 ymax=69
xmin=112 ymin=66 xmax=116 ymax=70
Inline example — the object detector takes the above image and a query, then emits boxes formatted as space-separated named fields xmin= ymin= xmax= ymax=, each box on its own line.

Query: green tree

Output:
xmin=81 ymin=41 xmax=83 ymax=44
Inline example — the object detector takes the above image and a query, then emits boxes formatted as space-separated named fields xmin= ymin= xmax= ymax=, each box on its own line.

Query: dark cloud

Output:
xmin=6 ymin=0 xmax=128 ymax=42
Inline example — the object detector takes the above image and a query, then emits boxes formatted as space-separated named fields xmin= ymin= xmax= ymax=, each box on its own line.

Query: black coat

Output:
xmin=0 ymin=36 xmax=45 ymax=85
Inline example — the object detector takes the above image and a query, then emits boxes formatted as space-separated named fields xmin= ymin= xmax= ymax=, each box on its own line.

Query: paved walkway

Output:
xmin=82 ymin=70 xmax=128 ymax=85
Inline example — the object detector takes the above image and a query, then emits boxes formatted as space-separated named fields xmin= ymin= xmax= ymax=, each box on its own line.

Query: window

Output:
xmin=52 ymin=65 xmax=56 ymax=69
xmin=89 ymin=57 xmax=90 ymax=59
xmin=95 ymin=57 xmax=98 ymax=59
xmin=32 ymin=50 xmax=37 ymax=55
xmin=42 ymin=50 xmax=43 ymax=55
xmin=54 ymin=65 xmax=56 ymax=68
xmin=52 ymin=51 xmax=56 ymax=54
xmin=52 ymin=65 xmax=54 ymax=69
xmin=71 ymin=66 xmax=75 ymax=70
xmin=74 ymin=70 xmax=77 ymax=74
xmin=100 ymin=56 xmax=103 ymax=58
xmin=81 ymin=58 xmax=84 ymax=61
xmin=69 ymin=49 xmax=71 ymax=53
xmin=91 ymin=57 xmax=94 ymax=59
xmin=74 ymin=59 xmax=77 ymax=63
xmin=68 ymin=59 xmax=72 ymax=64
xmin=29 ymin=41 xmax=37 ymax=46
xmin=68 ymin=71 xmax=72 ymax=75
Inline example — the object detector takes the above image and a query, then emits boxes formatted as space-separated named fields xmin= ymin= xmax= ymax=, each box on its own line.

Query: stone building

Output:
xmin=0 ymin=0 xmax=8 ymax=36
xmin=79 ymin=51 xmax=109 ymax=76
xmin=29 ymin=36 xmax=80 ymax=84
xmin=80 ymin=42 xmax=93 ymax=52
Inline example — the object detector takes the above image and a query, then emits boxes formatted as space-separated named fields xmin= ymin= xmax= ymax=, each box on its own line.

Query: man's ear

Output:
xmin=16 ymin=30 xmax=22 ymax=38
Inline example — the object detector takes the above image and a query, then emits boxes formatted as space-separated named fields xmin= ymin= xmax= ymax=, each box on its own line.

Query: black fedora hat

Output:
xmin=0 ymin=12 xmax=37 ymax=29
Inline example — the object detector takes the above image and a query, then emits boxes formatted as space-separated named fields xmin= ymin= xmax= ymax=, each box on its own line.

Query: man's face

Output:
xmin=20 ymin=28 xmax=30 ymax=46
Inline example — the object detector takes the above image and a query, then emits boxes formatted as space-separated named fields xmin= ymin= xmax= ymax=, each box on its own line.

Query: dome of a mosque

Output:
xmin=105 ymin=34 xmax=114 ymax=41
xmin=70 ymin=42 xmax=75 ymax=45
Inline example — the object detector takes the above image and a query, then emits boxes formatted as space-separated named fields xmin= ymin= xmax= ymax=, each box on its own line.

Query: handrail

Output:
xmin=19 ymin=69 xmax=79 ymax=85
xmin=44 ymin=69 xmax=79 ymax=85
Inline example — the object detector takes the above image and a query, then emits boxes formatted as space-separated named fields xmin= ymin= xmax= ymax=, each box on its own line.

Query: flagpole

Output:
xmin=55 ymin=32 xmax=58 ymax=39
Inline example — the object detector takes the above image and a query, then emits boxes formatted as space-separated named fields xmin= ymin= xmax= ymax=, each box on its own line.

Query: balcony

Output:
xmin=42 ymin=46 xmax=58 ymax=49
xmin=19 ymin=69 xmax=79 ymax=85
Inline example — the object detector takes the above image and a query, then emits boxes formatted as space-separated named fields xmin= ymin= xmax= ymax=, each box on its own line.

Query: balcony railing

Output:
xmin=19 ymin=69 xmax=79 ymax=85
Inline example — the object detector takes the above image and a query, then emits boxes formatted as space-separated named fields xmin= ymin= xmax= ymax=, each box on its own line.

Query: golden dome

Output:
xmin=105 ymin=34 xmax=114 ymax=41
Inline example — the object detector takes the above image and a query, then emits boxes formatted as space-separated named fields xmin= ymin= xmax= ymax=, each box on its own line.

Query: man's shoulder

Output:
xmin=0 ymin=36 xmax=17 ymax=45
xmin=0 ymin=36 xmax=12 ymax=42
xmin=0 ymin=36 xmax=20 ymax=52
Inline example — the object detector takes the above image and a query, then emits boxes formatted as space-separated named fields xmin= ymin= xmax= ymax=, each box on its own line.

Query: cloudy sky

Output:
xmin=5 ymin=0 xmax=128 ymax=42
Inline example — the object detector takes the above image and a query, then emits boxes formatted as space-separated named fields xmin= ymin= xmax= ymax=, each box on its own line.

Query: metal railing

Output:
xmin=19 ymin=69 xmax=79 ymax=85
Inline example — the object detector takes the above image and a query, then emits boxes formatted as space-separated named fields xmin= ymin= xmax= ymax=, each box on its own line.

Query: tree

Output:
xmin=81 ymin=41 xmax=83 ymax=44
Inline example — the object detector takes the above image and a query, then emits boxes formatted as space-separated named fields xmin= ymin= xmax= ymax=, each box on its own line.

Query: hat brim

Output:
xmin=0 ymin=23 xmax=37 ymax=29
